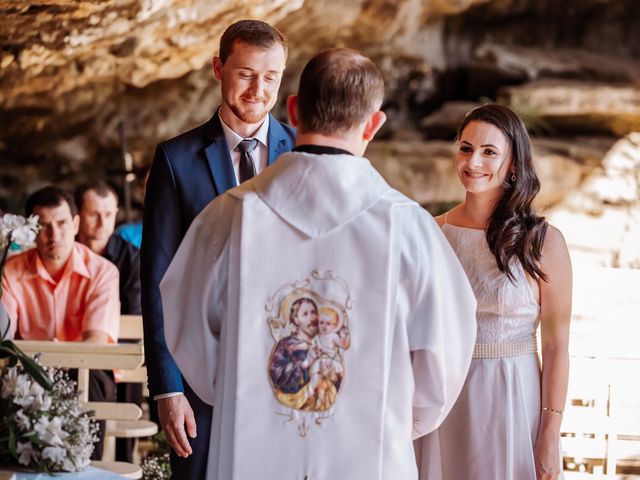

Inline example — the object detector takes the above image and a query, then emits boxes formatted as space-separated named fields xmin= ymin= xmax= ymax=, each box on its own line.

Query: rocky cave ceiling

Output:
xmin=0 ymin=0 xmax=639 ymax=211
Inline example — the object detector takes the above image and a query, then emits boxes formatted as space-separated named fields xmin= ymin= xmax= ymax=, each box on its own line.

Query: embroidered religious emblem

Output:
xmin=266 ymin=270 xmax=352 ymax=436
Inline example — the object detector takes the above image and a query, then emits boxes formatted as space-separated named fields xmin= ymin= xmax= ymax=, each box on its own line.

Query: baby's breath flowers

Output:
xmin=0 ymin=362 xmax=98 ymax=471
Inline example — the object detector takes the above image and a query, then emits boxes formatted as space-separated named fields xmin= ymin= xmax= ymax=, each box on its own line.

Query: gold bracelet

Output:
xmin=541 ymin=407 xmax=563 ymax=415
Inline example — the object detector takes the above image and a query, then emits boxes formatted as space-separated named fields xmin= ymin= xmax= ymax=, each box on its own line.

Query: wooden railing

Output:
xmin=561 ymin=266 xmax=640 ymax=479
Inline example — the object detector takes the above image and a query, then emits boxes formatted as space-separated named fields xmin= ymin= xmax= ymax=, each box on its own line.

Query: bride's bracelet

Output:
xmin=541 ymin=406 xmax=563 ymax=416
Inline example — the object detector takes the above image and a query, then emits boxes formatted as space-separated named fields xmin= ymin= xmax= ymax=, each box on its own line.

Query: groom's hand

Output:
xmin=157 ymin=394 xmax=197 ymax=458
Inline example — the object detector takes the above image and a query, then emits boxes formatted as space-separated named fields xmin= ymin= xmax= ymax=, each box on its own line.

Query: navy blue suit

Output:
xmin=141 ymin=112 xmax=295 ymax=478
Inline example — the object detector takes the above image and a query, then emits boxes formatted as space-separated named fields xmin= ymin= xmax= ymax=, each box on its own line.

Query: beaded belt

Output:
xmin=472 ymin=337 xmax=537 ymax=359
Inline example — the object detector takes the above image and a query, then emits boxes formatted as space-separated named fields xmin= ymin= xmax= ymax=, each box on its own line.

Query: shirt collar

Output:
xmin=293 ymin=145 xmax=355 ymax=156
xmin=25 ymin=242 xmax=91 ymax=283
xmin=103 ymin=234 xmax=118 ymax=262
xmin=218 ymin=111 xmax=270 ymax=151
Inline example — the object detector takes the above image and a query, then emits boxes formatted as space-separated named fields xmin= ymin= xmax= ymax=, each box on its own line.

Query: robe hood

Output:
xmin=249 ymin=151 xmax=390 ymax=238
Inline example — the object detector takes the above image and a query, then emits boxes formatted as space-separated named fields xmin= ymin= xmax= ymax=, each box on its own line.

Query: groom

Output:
xmin=140 ymin=19 xmax=295 ymax=478
xmin=161 ymin=48 xmax=476 ymax=478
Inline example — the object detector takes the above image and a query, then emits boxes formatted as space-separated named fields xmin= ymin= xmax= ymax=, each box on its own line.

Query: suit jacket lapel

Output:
xmin=203 ymin=112 xmax=237 ymax=194
xmin=267 ymin=114 xmax=291 ymax=166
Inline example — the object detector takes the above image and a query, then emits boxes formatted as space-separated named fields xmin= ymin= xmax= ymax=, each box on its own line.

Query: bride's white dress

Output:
xmin=417 ymin=223 xmax=562 ymax=480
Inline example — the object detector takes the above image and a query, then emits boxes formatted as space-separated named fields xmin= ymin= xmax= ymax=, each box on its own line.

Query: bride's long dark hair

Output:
xmin=457 ymin=104 xmax=548 ymax=282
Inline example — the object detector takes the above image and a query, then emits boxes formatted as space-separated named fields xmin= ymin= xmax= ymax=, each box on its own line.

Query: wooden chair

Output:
xmin=119 ymin=314 xmax=144 ymax=341
xmin=116 ymin=314 xmax=156 ymax=461
xmin=561 ymin=356 xmax=612 ymax=476
xmin=562 ymin=355 xmax=640 ymax=478
xmin=118 ymin=315 xmax=149 ymax=396
xmin=14 ymin=340 xmax=157 ymax=479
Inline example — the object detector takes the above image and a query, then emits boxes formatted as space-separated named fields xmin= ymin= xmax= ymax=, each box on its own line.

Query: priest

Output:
xmin=162 ymin=48 xmax=477 ymax=479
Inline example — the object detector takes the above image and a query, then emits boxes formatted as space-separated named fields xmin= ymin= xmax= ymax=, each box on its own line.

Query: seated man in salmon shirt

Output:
xmin=1 ymin=185 xmax=120 ymax=458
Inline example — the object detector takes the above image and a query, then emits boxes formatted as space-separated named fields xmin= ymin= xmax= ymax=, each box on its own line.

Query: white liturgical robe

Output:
xmin=161 ymin=151 xmax=477 ymax=480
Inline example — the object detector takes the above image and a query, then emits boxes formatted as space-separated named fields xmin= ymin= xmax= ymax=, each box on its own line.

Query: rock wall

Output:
xmin=1 ymin=0 xmax=639 ymax=230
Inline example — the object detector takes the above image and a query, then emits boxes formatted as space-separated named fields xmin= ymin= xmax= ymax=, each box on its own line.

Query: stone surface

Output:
xmin=473 ymin=43 xmax=640 ymax=84
xmin=420 ymin=101 xmax=481 ymax=138
xmin=0 ymin=0 xmax=475 ymax=211
xmin=1 ymin=0 xmax=639 ymax=260
xmin=583 ymin=132 xmax=640 ymax=204
xmin=366 ymin=136 xmax=600 ymax=212
xmin=502 ymin=80 xmax=640 ymax=136
xmin=0 ymin=0 xmax=303 ymax=108
xmin=367 ymin=140 xmax=463 ymax=209
xmin=547 ymin=133 xmax=640 ymax=268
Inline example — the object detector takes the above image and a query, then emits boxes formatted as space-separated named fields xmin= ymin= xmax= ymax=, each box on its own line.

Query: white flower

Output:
xmin=42 ymin=445 xmax=67 ymax=465
xmin=16 ymin=441 xmax=39 ymax=466
xmin=62 ymin=456 xmax=77 ymax=471
xmin=29 ymin=381 xmax=44 ymax=397
xmin=0 ymin=213 xmax=40 ymax=247
xmin=7 ymin=371 xmax=32 ymax=404
xmin=11 ymin=225 xmax=38 ymax=246
xmin=30 ymin=391 xmax=52 ymax=412
xmin=26 ymin=381 xmax=51 ymax=412
xmin=3 ymin=368 xmax=35 ymax=408
xmin=34 ymin=416 xmax=69 ymax=446
xmin=0 ymin=213 xmax=25 ymax=235
xmin=26 ymin=214 xmax=40 ymax=230
xmin=15 ymin=409 xmax=31 ymax=430
xmin=1 ymin=367 xmax=19 ymax=399
xmin=13 ymin=395 xmax=34 ymax=408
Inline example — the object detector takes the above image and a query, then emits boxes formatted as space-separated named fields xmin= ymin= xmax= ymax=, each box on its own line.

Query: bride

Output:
xmin=417 ymin=104 xmax=572 ymax=480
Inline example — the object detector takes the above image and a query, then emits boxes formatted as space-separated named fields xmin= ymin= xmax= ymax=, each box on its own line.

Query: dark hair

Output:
xmin=219 ymin=19 xmax=287 ymax=64
xmin=289 ymin=297 xmax=317 ymax=325
xmin=74 ymin=180 xmax=119 ymax=211
xmin=457 ymin=104 xmax=548 ymax=282
xmin=26 ymin=186 xmax=77 ymax=217
xmin=296 ymin=48 xmax=385 ymax=135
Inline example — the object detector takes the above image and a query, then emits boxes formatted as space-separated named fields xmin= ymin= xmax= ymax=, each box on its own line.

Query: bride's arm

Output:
xmin=535 ymin=225 xmax=572 ymax=480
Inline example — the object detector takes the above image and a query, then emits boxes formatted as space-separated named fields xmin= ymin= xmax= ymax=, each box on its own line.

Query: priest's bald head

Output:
xmin=287 ymin=48 xmax=387 ymax=157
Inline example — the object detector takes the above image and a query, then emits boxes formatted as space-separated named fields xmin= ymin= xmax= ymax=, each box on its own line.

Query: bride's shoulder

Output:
xmin=434 ymin=206 xmax=458 ymax=228
xmin=434 ymin=214 xmax=447 ymax=228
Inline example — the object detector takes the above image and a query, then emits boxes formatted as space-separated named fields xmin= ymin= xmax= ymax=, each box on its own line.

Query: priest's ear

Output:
xmin=363 ymin=110 xmax=386 ymax=142
xmin=287 ymin=95 xmax=299 ymax=128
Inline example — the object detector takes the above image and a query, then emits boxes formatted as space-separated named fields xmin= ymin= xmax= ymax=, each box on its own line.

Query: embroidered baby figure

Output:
xmin=307 ymin=306 xmax=351 ymax=411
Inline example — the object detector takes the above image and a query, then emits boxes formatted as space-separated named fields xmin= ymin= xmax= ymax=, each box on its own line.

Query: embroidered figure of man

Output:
xmin=269 ymin=297 xmax=320 ymax=398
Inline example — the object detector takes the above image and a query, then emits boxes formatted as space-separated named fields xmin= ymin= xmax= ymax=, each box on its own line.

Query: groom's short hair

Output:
xmin=296 ymin=48 xmax=385 ymax=135
xmin=219 ymin=19 xmax=288 ymax=63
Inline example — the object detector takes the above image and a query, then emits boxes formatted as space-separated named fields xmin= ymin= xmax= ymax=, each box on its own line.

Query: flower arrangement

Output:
xmin=0 ymin=362 xmax=99 ymax=471
xmin=0 ymin=213 xmax=99 ymax=472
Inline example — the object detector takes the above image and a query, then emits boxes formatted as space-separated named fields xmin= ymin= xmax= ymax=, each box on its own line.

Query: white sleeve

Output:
xmin=397 ymin=208 xmax=477 ymax=439
xmin=160 ymin=195 xmax=233 ymax=406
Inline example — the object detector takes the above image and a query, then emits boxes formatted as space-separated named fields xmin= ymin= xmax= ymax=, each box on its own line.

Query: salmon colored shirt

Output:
xmin=1 ymin=242 xmax=120 ymax=343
